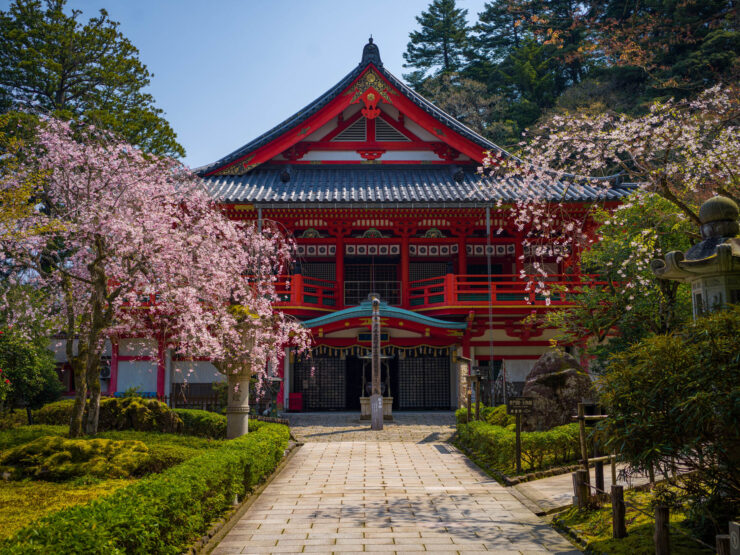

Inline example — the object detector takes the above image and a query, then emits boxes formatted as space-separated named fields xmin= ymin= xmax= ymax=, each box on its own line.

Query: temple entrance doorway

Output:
xmin=344 ymin=354 xmax=399 ymax=411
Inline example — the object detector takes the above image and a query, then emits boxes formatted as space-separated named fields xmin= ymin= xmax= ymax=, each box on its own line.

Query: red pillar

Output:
xmin=156 ymin=338 xmax=165 ymax=398
xmin=458 ymin=238 xmax=467 ymax=275
xmin=401 ymin=235 xmax=409 ymax=307
xmin=109 ymin=341 xmax=119 ymax=395
xmin=336 ymin=236 xmax=344 ymax=309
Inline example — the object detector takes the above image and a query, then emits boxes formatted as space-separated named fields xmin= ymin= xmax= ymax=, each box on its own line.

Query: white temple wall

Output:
xmin=117 ymin=360 xmax=157 ymax=393
xmin=171 ymin=361 xmax=223 ymax=384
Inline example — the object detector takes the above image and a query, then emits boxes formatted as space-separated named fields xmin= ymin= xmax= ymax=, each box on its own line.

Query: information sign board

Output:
xmin=507 ymin=397 xmax=534 ymax=415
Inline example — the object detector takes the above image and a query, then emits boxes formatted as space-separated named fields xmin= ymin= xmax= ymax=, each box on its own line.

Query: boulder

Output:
xmin=521 ymin=349 xmax=595 ymax=431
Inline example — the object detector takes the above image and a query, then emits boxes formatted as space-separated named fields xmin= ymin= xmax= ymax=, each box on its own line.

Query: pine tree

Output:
xmin=0 ymin=0 xmax=184 ymax=157
xmin=403 ymin=0 xmax=471 ymax=86
xmin=474 ymin=0 xmax=535 ymax=63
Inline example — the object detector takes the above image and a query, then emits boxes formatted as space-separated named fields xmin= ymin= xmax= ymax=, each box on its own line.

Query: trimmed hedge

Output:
xmin=457 ymin=419 xmax=581 ymax=474
xmin=35 ymin=398 xmax=183 ymax=434
xmin=172 ymin=408 xmax=226 ymax=438
xmin=0 ymin=436 xmax=150 ymax=480
xmin=1 ymin=423 xmax=289 ymax=554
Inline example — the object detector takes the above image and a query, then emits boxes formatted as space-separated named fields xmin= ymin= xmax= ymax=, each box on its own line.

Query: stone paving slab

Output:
xmin=285 ymin=411 xmax=457 ymax=443
xmin=213 ymin=441 xmax=580 ymax=554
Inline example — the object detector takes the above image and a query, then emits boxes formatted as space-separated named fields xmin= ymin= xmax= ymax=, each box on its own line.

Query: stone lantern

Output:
xmin=214 ymin=334 xmax=255 ymax=439
xmin=651 ymin=196 xmax=740 ymax=318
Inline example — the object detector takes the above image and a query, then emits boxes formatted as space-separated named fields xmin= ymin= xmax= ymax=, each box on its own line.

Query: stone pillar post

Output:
xmin=226 ymin=372 xmax=252 ymax=439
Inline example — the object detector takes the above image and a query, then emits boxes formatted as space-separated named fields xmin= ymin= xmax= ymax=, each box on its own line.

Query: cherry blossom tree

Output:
xmin=483 ymin=84 xmax=739 ymax=301
xmin=0 ymin=118 xmax=310 ymax=437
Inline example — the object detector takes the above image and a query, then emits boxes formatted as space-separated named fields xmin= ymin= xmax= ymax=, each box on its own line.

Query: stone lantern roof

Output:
xmin=651 ymin=196 xmax=740 ymax=281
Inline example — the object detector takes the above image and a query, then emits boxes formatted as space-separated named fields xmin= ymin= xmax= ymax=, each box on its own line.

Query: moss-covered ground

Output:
xmin=0 ymin=425 xmax=226 ymax=536
xmin=0 ymin=478 xmax=134 ymax=540
xmin=553 ymin=489 xmax=712 ymax=554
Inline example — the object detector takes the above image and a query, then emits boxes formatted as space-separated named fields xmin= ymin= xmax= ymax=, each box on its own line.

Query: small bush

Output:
xmin=1 ymin=423 xmax=290 ymax=554
xmin=0 ymin=410 xmax=29 ymax=430
xmin=35 ymin=398 xmax=183 ymax=434
xmin=0 ymin=436 xmax=150 ymax=480
xmin=456 ymin=419 xmax=581 ymax=474
xmin=456 ymin=405 xmax=515 ymax=427
xmin=172 ymin=409 xmax=226 ymax=438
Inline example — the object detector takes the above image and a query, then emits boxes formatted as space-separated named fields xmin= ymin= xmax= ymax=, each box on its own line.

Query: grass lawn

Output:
xmin=0 ymin=425 xmax=227 ymax=537
xmin=553 ymin=489 xmax=712 ymax=554
xmin=0 ymin=478 xmax=134 ymax=540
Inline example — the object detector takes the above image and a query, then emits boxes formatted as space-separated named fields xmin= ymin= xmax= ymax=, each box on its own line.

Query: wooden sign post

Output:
xmin=507 ymin=397 xmax=534 ymax=473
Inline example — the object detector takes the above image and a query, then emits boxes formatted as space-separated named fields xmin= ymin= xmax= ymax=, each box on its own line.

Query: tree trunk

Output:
xmin=85 ymin=359 xmax=102 ymax=435
xmin=25 ymin=405 xmax=34 ymax=426
xmin=82 ymin=240 xmax=110 ymax=436
xmin=69 ymin=360 xmax=87 ymax=438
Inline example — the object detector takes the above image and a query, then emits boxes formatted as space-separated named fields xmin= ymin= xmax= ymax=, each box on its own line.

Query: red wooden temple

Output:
xmin=81 ymin=39 xmax=632 ymax=410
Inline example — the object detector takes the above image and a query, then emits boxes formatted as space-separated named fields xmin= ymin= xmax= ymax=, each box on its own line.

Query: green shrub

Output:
xmin=1 ymin=423 xmax=289 ymax=554
xmin=97 ymin=430 xmax=224 ymax=473
xmin=600 ymin=305 xmax=740 ymax=541
xmin=0 ymin=425 xmax=67 ymax=451
xmin=0 ymin=436 xmax=150 ymax=480
xmin=456 ymin=405 xmax=515 ymax=427
xmin=172 ymin=408 xmax=226 ymax=438
xmin=35 ymin=398 xmax=183 ymax=434
xmin=0 ymin=410 xmax=29 ymax=430
xmin=456 ymin=420 xmax=581 ymax=474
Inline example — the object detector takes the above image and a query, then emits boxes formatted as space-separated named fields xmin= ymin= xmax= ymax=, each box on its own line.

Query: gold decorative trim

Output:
xmin=214 ymin=156 xmax=256 ymax=176
xmin=346 ymin=69 xmax=394 ymax=104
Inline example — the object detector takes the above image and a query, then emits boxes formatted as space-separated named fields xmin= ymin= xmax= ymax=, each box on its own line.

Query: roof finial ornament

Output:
xmin=361 ymin=36 xmax=382 ymax=66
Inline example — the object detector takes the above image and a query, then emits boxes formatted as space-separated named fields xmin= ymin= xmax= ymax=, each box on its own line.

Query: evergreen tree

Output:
xmin=403 ymin=0 xmax=471 ymax=87
xmin=474 ymin=0 xmax=535 ymax=63
xmin=0 ymin=0 xmax=184 ymax=158
xmin=592 ymin=0 xmax=739 ymax=96
xmin=417 ymin=72 xmax=505 ymax=137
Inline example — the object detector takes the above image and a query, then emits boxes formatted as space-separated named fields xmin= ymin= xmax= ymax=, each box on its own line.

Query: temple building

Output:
xmin=61 ymin=40 xmax=633 ymax=410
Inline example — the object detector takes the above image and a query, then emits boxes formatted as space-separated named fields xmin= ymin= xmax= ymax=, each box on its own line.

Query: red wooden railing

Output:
xmin=275 ymin=273 xmax=606 ymax=311
xmin=408 ymin=274 xmax=606 ymax=308
xmin=276 ymin=275 xmax=338 ymax=308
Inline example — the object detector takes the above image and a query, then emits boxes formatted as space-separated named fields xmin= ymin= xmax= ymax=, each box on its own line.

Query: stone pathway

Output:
xmin=285 ymin=412 xmax=457 ymax=444
xmin=514 ymin=463 xmax=652 ymax=515
xmin=213 ymin=436 xmax=579 ymax=554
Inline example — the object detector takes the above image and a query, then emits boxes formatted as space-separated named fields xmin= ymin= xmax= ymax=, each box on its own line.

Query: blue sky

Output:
xmin=18 ymin=0 xmax=489 ymax=168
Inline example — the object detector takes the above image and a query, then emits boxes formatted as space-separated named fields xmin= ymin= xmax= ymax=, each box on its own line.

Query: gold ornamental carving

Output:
xmin=346 ymin=69 xmax=394 ymax=105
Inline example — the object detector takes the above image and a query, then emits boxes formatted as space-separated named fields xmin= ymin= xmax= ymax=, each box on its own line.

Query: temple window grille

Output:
xmin=301 ymin=263 xmax=336 ymax=282
xmin=344 ymin=263 xmax=399 ymax=305
xmin=398 ymin=356 xmax=450 ymax=409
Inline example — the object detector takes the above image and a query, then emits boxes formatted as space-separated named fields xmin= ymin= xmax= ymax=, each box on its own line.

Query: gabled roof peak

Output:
xmin=361 ymin=37 xmax=382 ymax=66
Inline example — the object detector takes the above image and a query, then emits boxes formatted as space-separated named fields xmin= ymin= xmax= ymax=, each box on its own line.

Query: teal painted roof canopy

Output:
xmin=301 ymin=300 xmax=468 ymax=330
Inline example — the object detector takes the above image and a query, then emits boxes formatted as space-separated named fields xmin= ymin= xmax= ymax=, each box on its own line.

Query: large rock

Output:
xmin=521 ymin=350 xmax=595 ymax=431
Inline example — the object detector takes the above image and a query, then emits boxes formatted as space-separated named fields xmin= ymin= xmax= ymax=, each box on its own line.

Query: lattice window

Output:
xmin=345 ymin=264 xmax=397 ymax=281
xmin=302 ymin=263 xmax=336 ymax=282
xmin=398 ymin=356 xmax=450 ymax=409
xmin=409 ymin=263 xmax=447 ymax=282
xmin=293 ymin=357 xmax=346 ymax=410
xmin=332 ymin=118 xmax=366 ymax=141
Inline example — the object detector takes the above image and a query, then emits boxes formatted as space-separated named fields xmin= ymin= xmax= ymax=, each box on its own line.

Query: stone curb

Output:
xmin=187 ymin=440 xmax=304 ymax=555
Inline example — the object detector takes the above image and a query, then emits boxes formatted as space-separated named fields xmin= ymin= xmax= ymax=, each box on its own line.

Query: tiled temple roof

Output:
xmin=197 ymin=40 xmax=633 ymax=205
xmin=195 ymin=39 xmax=515 ymax=178
xmin=205 ymin=165 xmax=635 ymax=205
